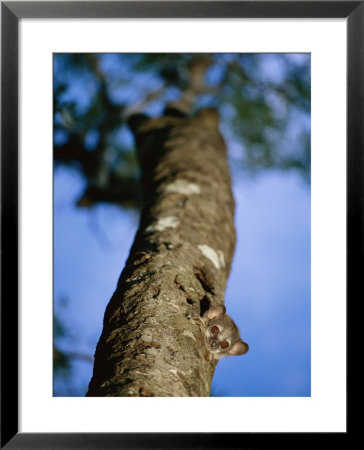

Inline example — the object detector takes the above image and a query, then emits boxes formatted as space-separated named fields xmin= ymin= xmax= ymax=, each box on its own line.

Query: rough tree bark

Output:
xmin=86 ymin=108 xmax=236 ymax=397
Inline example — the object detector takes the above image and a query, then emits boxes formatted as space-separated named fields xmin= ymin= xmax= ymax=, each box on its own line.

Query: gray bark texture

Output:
xmin=86 ymin=108 xmax=236 ymax=397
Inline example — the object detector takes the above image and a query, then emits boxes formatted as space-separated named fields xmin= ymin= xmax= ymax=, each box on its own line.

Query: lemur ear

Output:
xmin=229 ymin=340 xmax=249 ymax=356
xmin=204 ymin=304 xmax=226 ymax=320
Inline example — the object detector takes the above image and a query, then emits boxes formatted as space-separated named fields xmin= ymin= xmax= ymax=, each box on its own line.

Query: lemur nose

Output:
xmin=210 ymin=340 xmax=218 ymax=349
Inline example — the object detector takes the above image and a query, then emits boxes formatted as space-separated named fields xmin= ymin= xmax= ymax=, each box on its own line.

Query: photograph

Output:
xmin=53 ymin=53 xmax=311 ymax=397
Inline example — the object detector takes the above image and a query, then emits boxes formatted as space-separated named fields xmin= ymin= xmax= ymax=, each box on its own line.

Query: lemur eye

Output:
xmin=220 ymin=341 xmax=229 ymax=349
xmin=211 ymin=326 xmax=219 ymax=335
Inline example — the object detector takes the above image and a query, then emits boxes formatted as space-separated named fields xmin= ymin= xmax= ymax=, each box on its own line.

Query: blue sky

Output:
xmin=212 ymin=174 xmax=310 ymax=396
xmin=53 ymin=54 xmax=310 ymax=397
xmin=54 ymin=167 xmax=310 ymax=397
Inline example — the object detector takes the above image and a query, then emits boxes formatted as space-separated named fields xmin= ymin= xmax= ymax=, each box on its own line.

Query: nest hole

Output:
xmin=199 ymin=296 xmax=211 ymax=317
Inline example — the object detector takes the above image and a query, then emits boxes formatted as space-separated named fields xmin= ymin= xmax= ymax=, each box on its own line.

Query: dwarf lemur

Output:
xmin=194 ymin=304 xmax=249 ymax=359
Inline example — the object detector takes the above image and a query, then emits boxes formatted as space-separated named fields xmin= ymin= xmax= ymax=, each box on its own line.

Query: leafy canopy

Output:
xmin=54 ymin=53 xmax=310 ymax=207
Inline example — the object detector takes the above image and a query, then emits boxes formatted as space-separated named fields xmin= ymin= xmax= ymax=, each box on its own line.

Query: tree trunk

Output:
xmin=86 ymin=108 xmax=236 ymax=397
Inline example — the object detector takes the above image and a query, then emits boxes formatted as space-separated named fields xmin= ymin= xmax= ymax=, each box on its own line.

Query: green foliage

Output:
xmin=53 ymin=312 xmax=71 ymax=373
xmin=53 ymin=53 xmax=310 ymax=208
xmin=54 ymin=297 xmax=94 ymax=396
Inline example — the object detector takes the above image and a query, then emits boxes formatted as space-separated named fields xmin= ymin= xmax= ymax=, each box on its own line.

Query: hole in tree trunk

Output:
xmin=193 ymin=267 xmax=215 ymax=295
xmin=200 ymin=296 xmax=211 ymax=317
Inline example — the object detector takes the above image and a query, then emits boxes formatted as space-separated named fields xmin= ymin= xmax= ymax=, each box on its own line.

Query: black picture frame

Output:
xmin=1 ymin=1 xmax=358 ymax=448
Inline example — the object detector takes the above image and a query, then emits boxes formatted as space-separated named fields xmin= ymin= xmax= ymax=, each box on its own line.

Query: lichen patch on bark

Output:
xmin=146 ymin=216 xmax=180 ymax=232
xmin=165 ymin=179 xmax=201 ymax=195
xmin=197 ymin=245 xmax=226 ymax=270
